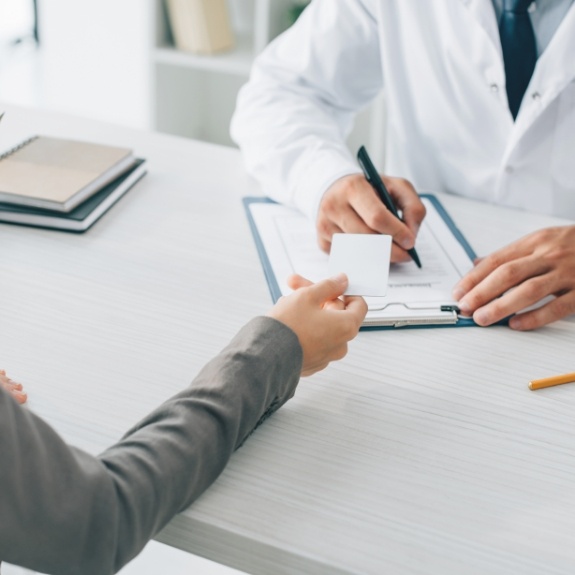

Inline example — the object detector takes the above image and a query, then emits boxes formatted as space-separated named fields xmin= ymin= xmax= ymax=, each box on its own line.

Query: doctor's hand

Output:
xmin=452 ymin=226 xmax=575 ymax=330
xmin=268 ymin=274 xmax=367 ymax=376
xmin=0 ymin=369 xmax=27 ymax=404
xmin=316 ymin=173 xmax=426 ymax=261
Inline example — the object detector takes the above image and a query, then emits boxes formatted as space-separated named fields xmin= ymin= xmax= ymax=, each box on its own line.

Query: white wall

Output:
xmin=37 ymin=0 xmax=151 ymax=129
xmin=2 ymin=1 xmax=385 ymax=156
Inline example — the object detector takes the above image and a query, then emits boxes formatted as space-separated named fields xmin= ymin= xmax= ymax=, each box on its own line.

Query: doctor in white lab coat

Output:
xmin=231 ymin=0 xmax=575 ymax=330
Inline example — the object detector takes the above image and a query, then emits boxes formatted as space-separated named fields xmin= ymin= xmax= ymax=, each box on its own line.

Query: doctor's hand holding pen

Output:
xmin=316 ymin=169 xmax=426 ymax=264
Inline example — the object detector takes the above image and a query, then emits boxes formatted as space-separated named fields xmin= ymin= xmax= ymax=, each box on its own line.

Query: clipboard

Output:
xmin=244 ymin=194 xmax=478 ymax=329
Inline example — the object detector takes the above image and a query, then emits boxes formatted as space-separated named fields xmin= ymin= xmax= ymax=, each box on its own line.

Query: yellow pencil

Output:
xmin=529 ymin=372 xmax=575 ymax=390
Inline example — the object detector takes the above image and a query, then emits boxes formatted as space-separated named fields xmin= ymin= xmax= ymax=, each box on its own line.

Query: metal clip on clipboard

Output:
xmin=363 ymin=302 xmax=463 ymax=328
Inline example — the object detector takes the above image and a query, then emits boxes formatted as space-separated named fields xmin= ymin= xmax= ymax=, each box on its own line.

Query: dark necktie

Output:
xmin=499 ymin=0 xmax=537 ymax=119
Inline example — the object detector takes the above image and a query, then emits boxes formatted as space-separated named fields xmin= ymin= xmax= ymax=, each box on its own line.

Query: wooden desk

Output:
xmin=1 ymin=105 xmax=575 ymax=575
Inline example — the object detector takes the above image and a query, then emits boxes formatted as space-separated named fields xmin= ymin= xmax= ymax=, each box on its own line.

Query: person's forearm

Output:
xmin=0 ymin=317 xmax=301 ymax=575
xmin=232 ymin=68 xmax=361 ymax=221
xmin=231 ymin=0 xmax=382 ymax=221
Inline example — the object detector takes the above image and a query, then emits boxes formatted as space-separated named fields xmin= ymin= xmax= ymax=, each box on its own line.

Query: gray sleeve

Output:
xmin=0 ymin=316 xmax=302 ymax=575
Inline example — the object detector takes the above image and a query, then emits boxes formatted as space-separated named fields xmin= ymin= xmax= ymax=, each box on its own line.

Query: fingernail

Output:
xmin=398 ymin=237 xmax=414 ymax=250
xmin=458 ymin=300 xmax=472 ymax=315
xmin=14 ymin=390 xmax=27 ymax=404
xmin=509 ymin=316 xmax=522 ymax=330
xmin=331 ymin=273 xmax=348 ymax=284
xmin=452 ymin=286 xmax=465 ymax=300
xmin=473 ymin=308 xmax=489 ymax=325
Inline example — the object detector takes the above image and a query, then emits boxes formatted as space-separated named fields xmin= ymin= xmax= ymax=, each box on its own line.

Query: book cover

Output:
xmin=166 ymin=0 xmax=235 ymax=54
xmin=0 ymin=159 xmax=146 ymax=233
xmin=0 ymin=135 xmax=137 ymax=212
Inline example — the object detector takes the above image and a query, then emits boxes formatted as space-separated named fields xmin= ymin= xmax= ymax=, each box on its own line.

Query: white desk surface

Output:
xmin=2 ymin=105 xmax=575 ymax=575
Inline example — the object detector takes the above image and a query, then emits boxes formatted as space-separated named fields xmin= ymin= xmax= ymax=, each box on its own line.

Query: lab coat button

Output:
xmin=532 ymin=92 xmax=541 ymax=101
xmin=490 ymin=83 xmax=499 ymax=93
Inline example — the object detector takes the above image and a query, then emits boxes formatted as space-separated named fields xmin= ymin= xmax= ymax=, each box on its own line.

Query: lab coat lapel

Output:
xmin=460 ymin=0 xmax=502 ymax=59
xmin=456 ymin=0 xmax=513 ymax=131
xmin=511 ymin=3 xmax=575 ymax=146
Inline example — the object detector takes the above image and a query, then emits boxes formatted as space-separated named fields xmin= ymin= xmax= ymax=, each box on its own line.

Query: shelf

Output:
xmin=150 ymin=0 xmax=309 ymax=145
xmin=153 ymin=33 xmax=254 ymax=77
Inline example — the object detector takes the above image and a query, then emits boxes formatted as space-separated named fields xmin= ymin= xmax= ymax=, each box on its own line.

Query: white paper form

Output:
xmin=248 ymin=196 xmax=476 ymax=327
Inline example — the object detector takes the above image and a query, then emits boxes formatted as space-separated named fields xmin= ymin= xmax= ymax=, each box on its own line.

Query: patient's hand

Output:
xmin=0 ymin=369 xmax=27 ymax=404
xmin=268 ymin=274 xmax=367 ymax=377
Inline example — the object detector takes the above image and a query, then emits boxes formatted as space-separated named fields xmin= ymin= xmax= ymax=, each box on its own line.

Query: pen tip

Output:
xmin=410 ymin=250 xmax=422 ymax=268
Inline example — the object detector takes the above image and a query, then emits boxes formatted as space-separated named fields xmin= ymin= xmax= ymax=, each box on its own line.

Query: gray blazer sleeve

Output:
xmin=0 ymin=316 xmax=302 ymax=575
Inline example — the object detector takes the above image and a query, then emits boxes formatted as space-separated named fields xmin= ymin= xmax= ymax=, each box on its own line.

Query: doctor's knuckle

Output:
xmin=498 ymin=262 xmax=523 ymax=284
xmin=413 ymin=202 xmax=427 ymax=220
xmin=544 ymin=245 xmax=572 ymax=266
xmin=320 ymin=193 xmax=339 ymax=215
xmin=485 ymin=252 xmax=506 ymax=270
xmin=365 ymin=210 xmax=385 ymax=229
xmin=564 ymin=297 xmax=575 ymax=316
xmin=349 ymin=179 xmax=368 ymax=199
xmin=409 ymin=202 xmax=427 ymax=222
xmin=524 ymin=276 xmax=551 ymax=300
xmin=391 ymin=177 xmax=410 ymax=190
xmin=533 ymin=227 xmax=556 ymax=244
xmin=553 ymin=298 xmax=575 ymax=319
xmin=463 ymin=292 xmax=483 ymax=309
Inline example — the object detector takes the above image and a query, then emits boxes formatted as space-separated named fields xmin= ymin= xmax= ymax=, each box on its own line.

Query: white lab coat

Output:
xmin=231 ymin=0 xmax=575 ymax=222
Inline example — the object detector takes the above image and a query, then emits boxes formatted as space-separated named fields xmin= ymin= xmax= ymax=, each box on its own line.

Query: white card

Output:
xmin=328 ymin=234 xmax=392 ymax=296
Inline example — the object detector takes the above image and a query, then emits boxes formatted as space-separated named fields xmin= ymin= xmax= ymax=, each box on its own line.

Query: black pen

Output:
xmin=357 ymin=145 xmax=422 ymax=268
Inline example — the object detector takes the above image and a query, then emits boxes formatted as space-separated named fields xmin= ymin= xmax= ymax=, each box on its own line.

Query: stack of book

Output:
xmin=166 ymin=0 xmax=235 ymax=54
xmin=0 ymin=135 xmax=147 ymax=232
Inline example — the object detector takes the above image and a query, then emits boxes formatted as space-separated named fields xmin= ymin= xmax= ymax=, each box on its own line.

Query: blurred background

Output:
xmin=1 ymin=0 xmax=153 ymax=130
xmin=0 ymin=0 xmax=383 ymax=154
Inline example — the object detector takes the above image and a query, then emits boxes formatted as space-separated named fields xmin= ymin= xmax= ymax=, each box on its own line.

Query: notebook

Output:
xmin=0 ymin=159 xmax=146 ymax=232
xmin=0 ymin=135 xmax=137 ymax=212
xmin=244 ymin=195 xmax=479 ymax=329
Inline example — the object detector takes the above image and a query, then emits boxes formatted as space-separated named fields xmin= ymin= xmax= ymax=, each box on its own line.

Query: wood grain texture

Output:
xmin=1 ymin=105 xmax=574 ymax=575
